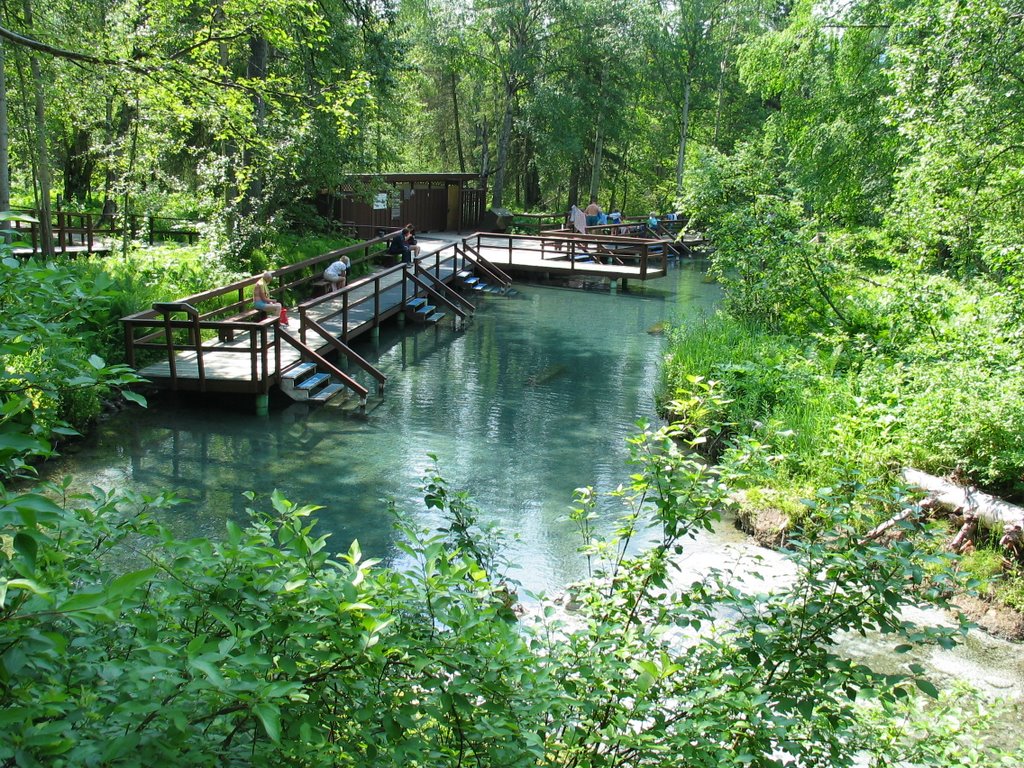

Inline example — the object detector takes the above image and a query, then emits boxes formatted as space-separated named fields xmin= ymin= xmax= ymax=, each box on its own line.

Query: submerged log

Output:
xmin=901 ymin=468 xmax=1024 ymax=532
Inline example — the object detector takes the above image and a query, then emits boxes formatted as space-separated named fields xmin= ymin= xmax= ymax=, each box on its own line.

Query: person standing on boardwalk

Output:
xmin=584 ymin=197 xmax=602 ymax=228
xmin=323 ymin=256 xmax=350 ymax=291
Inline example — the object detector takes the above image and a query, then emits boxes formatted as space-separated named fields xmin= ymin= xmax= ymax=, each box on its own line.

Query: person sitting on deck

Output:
xmin=253 ymin=271 xmax=286 ymax=325
xmin=323 ymin=256 xmax=350 ymax=291
xmin=387 ymin=228 xmax=413 ymax=265
xmin=647 ymin=213 xmax=659 ymax=233
xmin=608 ymin=209 xmax=622 ymax=234
xmin=584 ymin=197 xmax=602 ymax=227
xmin=404 ymin=224 xmax=422 ymax=259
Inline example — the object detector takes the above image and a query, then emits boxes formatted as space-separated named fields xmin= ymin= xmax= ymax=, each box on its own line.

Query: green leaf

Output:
xmin=253 ymin=703 xmax=282 ymax=743
xmin=189 ymin=658 xmax=226 ymax=689
xmin=914 ymin=678 xmax=939 ymax=699
xmin=107 ymin=568 xmax=158 ymax=600
xmin=57 ymin=589 xmax=108 ymax=613
xmin=122 ymin=390 xmax=148 ymax=407
xmin=88 ymin=354 xmax=106 ymax=370
xmin=13 ymin=532 xmax=38 ymax=570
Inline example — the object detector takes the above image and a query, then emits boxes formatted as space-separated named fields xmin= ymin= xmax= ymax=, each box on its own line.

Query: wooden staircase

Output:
xmin=280 ymin=362 xmax=347 ymax=403
xmin=404 ymin=296 xmax=447 ymax=324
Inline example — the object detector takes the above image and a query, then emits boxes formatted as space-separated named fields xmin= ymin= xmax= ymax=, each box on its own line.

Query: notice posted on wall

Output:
xmin=373 ymin=193 xmax=387 ymax=210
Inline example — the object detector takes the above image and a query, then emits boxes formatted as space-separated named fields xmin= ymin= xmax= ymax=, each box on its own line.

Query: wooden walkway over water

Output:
xmin=122 ymin=228 xmax=682 ymax=410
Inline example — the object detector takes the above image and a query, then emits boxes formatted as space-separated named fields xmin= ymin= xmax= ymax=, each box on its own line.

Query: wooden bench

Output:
xmin=217 ymin=308 xmax=267 ymax=341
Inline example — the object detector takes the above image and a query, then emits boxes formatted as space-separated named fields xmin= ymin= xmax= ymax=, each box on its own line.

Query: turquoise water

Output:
xmin=46 ymin=262 xmax=720 ymax=594
xmin=39 ymin=260 xmax=1024 ymax=695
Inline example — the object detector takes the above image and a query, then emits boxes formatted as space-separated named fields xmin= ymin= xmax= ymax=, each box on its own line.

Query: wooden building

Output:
xmin=317 ymin=173 xmax=487 ymax=234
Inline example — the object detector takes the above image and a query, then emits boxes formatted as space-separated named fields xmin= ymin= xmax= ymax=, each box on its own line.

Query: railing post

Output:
xmin=57 ymin=210 xmax=66 ymax=252
xmin=86 ymin=213 xmax=94 ymax=253
xmin=342 ymin=291 xmax=349 ymax=341
xmin=149 ymin=216 xmax=155 ymax=245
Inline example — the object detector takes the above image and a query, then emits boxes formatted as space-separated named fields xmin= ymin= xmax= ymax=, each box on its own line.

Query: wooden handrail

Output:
xmin=413 ymin=262 xmax=476 ymax=313
xmin=406 ymin=271 xmax=467 ymax=319
xmin=302 ymin=317 xmax=387 ymax=395
xmin=278 ymin=331 xmax=369 ymax=404
xmin=458 ymin=240 xmax=513 ymax=287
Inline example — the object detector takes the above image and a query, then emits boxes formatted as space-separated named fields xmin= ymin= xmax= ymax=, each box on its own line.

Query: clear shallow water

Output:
xmin=41 ymin=261 xmax=1024 ymax=699
xmin=46 ymin=262 xmax=719 ymax=594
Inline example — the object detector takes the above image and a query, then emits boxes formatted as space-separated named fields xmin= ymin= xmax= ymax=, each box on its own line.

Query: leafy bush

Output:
xmin=1 ymin=423 xmax=992 ymax=767
xmin=0 ymin=254 xmax=144 ymax=479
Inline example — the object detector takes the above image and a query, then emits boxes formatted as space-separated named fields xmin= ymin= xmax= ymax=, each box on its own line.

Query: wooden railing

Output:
xmin=122 ymin=231 xmax=488 ymax=400
xmin=10 ymin=209 xmax=201 ymax=255
xmin=461 ymin=231 xmax=668 ymax=279
xmin=512 ymin=211 xmax=566 ymax=235
xmin=126 ymin=300 xmax=280 ymax=394
xmin=297 ymin=261 xmax=409 ymax=344
xmin=278 ymin=330 xmax=368 ymax=403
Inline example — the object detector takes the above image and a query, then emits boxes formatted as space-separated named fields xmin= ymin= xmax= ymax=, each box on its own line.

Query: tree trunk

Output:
xmin=491 ymin=88 xmax=514 ymax=209
xmin=23 ymin=0 xmax=54 ymax=257
xmin=477 ymin=118 xmax=490 ymax=189
xmin=567 ymin=162 xmax=580 ymax=211
xmin=675 ymin=75 xmax=691 ymax=197
xmin=901 ymin=468 xmax=1024 ymax=531
xmin=241 ymin=35 xmax=268 ymax=216
xmin=450 ymin=70 xmax=465 ymax=174
xmin=101 ymin=94 xmax=115 ymax=222
xmin=588 ymin=61 xmax=608 ymax=202
xmin=63 ymin=127 xmax=93 ymax=205
xmin=0 ymin=39 xmax=10 ymax=216
xmin=588 ymin=119 xmax=603 ymax=203
xmin=713 ymin=56 xmax=726 ymax=148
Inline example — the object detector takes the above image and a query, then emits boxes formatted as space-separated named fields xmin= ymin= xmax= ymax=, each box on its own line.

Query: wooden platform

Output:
xmin=133 ymin=250 xmax=469 ymax=392
xmin=126 ymin=229 xmax=671 ymax=402
xmin=464 ymin=233 xmax=669 ymax=282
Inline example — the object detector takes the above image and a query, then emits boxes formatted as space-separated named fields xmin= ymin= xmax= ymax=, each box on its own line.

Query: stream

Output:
xmin=41 ymin=259 xmax=1024 ymax=706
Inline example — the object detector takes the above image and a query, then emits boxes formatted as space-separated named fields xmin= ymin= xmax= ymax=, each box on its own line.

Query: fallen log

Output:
xmin=901 ymin=468 xmax=1024 ymax=531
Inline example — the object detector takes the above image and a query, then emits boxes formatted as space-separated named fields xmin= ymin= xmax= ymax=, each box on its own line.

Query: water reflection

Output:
xmin=49 ymin=262 xmax=720 ymax=594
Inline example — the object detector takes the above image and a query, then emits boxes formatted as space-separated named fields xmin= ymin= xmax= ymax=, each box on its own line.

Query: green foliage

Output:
xmin=996 ymin=573 xmax=1024 ymax=614
xmin=0 ymin=421 xmax=996 ymax=767
xmin=0 ymin=253 xmax=145 ymax=481
xmin=958 ymin=549 xmax=1005 ymax=587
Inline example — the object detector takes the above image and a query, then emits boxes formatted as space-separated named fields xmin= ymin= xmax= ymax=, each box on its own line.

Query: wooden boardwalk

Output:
xmin=123 ymin=228 xmax=676 ymax=409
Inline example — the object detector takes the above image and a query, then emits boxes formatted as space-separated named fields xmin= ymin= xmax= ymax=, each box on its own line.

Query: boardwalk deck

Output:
xmin=125 ymin=229 xmax=674 ymax=407
xmin=134 ymin=253 xmax=463 ymax=387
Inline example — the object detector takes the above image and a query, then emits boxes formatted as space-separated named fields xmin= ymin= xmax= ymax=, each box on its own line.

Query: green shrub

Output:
xmin=997 ymin=572 xmax=1024 ymax=612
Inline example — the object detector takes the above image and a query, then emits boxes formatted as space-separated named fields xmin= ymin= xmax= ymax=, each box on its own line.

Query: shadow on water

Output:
xmin=49 ymin=259 xmax=720 ymax=591
xmin=39 ymin=258 xmax=1024 ymax=698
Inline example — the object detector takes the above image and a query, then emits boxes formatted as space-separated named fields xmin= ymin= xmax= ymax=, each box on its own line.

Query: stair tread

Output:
xmin=296 ymin=372 xmax=331 ymax=390
xmin=282 ymin=362 xmax=316 ymax=381
xmin=309 ymin=382 xmax=345 ymax=402
xmin=406 ymin=297 xmax=428 ymax=308
xmin=414 ymin=304 xmax=436 ymax=315
xmin=426 ymin=312 xmax=446 ymax=323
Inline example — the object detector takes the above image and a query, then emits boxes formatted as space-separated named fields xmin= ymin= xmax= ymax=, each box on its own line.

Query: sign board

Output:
xmin=373 ymin=193 xmax=387 ymax=210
